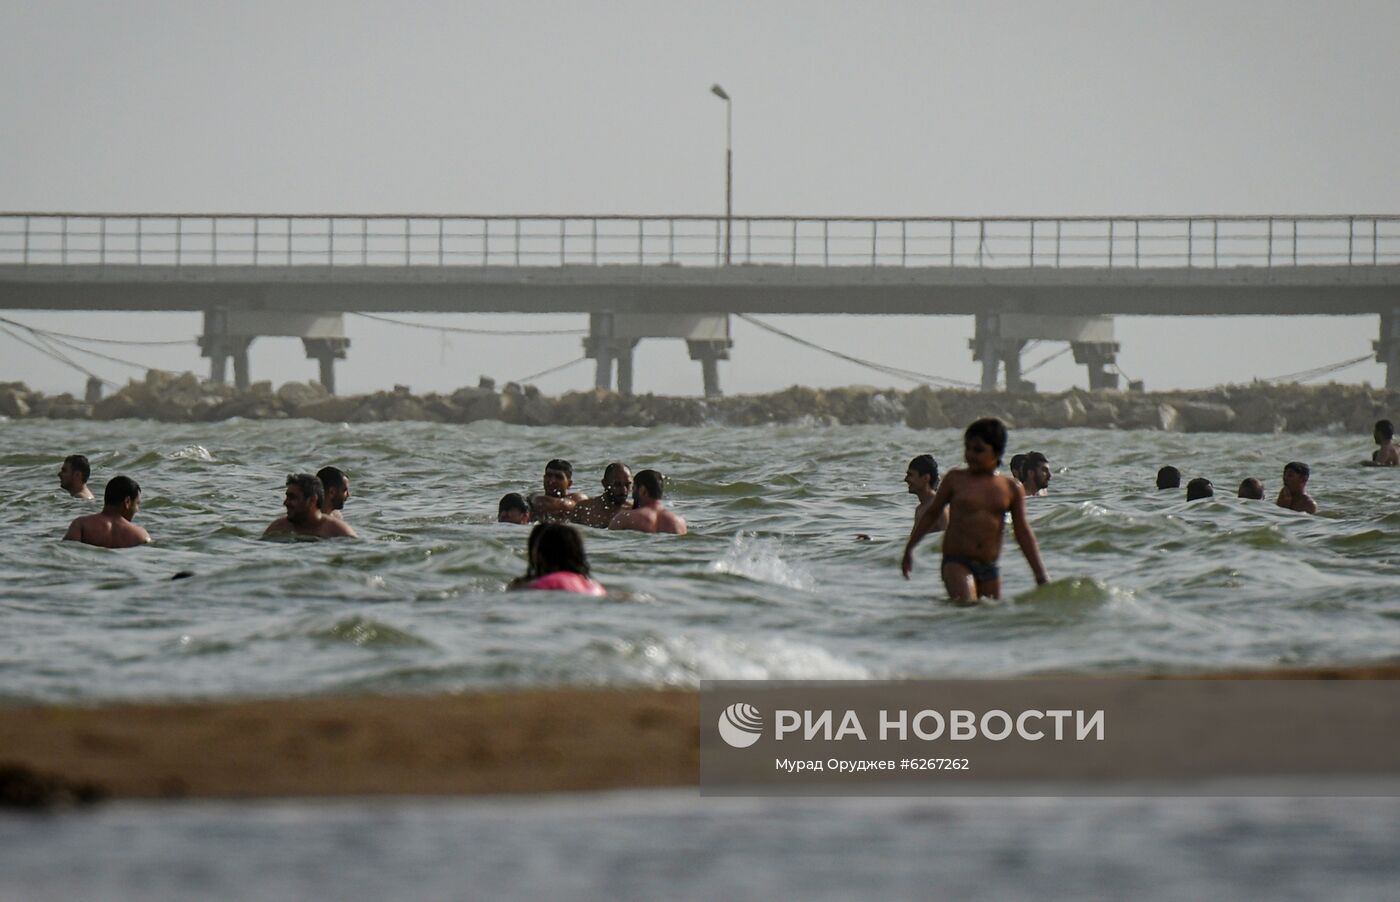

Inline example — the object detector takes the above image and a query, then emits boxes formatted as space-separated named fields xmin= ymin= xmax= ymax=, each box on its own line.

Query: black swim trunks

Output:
xmin=942 ymin=554 xmax=999 ymax=585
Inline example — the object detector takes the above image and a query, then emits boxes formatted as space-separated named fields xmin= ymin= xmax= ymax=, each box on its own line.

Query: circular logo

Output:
xmin=717 ymin=702 xmax=763 ymax=748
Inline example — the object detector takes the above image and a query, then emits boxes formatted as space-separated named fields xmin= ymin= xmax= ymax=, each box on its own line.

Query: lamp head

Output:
xmin=710 ymin=84 xmax=730 ymax=101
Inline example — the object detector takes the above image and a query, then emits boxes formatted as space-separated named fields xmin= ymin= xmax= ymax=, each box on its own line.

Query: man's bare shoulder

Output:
xmin=320 ymin=518 xmax=358 ymax=538
xmin=658 ymin=511 xmax=688 ymax=535
xmin=264 ymin=516 xmax=292 ymax=535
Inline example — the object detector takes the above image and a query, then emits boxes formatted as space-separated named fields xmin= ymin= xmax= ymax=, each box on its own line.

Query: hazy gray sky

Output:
xmin=3 ymin=0 xmax=1399 ymax=396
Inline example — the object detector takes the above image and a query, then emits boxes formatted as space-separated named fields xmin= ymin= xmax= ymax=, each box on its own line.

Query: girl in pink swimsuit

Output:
xmin=515 ymin=523 xmax=606 ymax=596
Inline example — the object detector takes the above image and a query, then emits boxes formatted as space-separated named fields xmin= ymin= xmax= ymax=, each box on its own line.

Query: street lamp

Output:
xmin=711 ymin=83 xmax=732 ymax=265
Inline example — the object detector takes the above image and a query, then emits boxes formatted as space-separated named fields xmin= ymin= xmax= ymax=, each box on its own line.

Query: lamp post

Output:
xmin=711 ymin=83 xmax=732 ymax=265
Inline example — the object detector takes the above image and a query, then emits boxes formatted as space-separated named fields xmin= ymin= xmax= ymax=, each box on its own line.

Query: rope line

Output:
xmin=1021 ymin=344 xmax=1073 ymax=376
xmin=508 ymin=356 xmax=589 ymax=385
xmin=353 ymin=311 xmax=586 ymax=336
xmin=1257 ymin=353 xmax=1374 ymax=384
xmin=737 ymin=314 xmax=980 ymax=388
xmin=0 ymin=315 xmax=192 ymax=346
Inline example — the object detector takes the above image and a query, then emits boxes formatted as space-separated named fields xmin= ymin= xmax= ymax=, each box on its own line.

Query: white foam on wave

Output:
xmin=596 ymin=633 xmax=871 ymax=684
xmin=167 ymin=444 xmax=216 ymax=462
xmin=708 ymin=532 xmax=814 ymax=591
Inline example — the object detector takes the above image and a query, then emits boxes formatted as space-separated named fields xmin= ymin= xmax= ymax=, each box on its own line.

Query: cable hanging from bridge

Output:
xmin=0 ymin=323 xmax=118 ymax=388
xmin=351 ymin=312 xmax=587 ymax=336
xmin=736 ymin=314 xmax=980 ymax=389
xmin=0 ymin=315 xmax=194 ymax=346
xmin=0 ymin=317 xmax=178 ymax=380
xmin=1021 ymin=344 xmax=1073 ymax=377
xmin=1257 ymin=353 xmax=1374 ymax=384
xmin=507 ymin=356 xmax=589 ymax=385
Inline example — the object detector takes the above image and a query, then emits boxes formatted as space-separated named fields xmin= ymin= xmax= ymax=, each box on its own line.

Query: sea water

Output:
xmin=2 ymin=417 xmax=1399 ymax=703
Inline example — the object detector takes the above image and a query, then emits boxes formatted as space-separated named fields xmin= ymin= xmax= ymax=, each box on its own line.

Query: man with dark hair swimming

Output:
xmin=905 ymin=454 xmax=946 ymax=532
xmin=317 ymin=466 xmax=351 ymax=519
xmin=264 ymin=473 xmax=358 ymax=538
xmin=62 ymin=475 xmax=150 ymax=548
xmin=530 ymin=458 xmax=588 ymax=524
xmin=1156 ymin=466 xmax=1182 ymax=490
xmin=1277 ymin=462 xmax=1318 ymax=514
xmin=58 ymin=454 xmax=94 ymax=500
xmin=609 ymin=469 xmax=687 ymax=535
xmin=498 ymin=492 xmax=531 ymax=524
xmin=571 ymin=462 xmax=633 ymax=528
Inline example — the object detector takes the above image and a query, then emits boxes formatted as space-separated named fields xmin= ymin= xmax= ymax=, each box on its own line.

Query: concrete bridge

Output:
xmin=2 ymin=212 xmax=1398 ymax=394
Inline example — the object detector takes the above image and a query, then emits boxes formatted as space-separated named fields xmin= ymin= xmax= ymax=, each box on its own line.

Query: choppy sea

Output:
xmin=5 ymin=416 xmax=1400 ymax=900
xmin=2 ymin=418 xmax=1398 ymax=702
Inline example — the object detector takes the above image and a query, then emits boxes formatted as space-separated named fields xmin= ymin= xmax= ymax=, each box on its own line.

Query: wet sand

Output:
xmin=3 ymin=664 xmax=1397 ymax=803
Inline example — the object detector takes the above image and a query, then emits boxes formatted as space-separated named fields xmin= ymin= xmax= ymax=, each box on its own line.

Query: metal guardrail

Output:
xmin=1 ymin=213 xmax=1398 ymax=270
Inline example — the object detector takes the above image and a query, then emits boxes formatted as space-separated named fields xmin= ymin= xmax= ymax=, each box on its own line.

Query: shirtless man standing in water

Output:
xmin=901 ymin=418 xmax=1047 ymax=601
xmin=58 ymin=454 xmax=95 ymax=500
xmin=264 ymin=473 xmax=358 ymax=538
xmin=530 ymin=459 xmax=588 ymax=524
xmin=63 ymin=476 xmax=151 ymax=548
xmin=904 ymin=454 xmax=946 ymax=532
xmin=1276 ymin=461 xmax=1318 ymax=514
xmin=609 ymin=469 xmax=686 ymax=535
xmin=571 ymin=462 xmax=633 ymax=528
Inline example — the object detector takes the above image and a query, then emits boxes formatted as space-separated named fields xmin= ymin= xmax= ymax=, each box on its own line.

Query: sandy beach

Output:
xmin=4 ymin=664 xmax=1399 ymax=805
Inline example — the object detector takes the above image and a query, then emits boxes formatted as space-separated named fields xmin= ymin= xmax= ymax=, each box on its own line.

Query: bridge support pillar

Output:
xmin=970 ymin=314 xmax=1031 ymax=392
xmin=303 ymin=337 xmax=350 ymax=395
xmin=1375 ymin=309 xmax=1400 ymax=389
xmin=1071 ymin=342 xmax=1121 ymax=391
xmin=584 ymin=312 xmax=731 ymax=397
xmin=688 ymin=339 xmax=732 ymax=398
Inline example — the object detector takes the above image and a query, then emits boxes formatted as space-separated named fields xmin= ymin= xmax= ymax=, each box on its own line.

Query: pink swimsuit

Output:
xmin=527 ymin=571 xmax=606 ymax=596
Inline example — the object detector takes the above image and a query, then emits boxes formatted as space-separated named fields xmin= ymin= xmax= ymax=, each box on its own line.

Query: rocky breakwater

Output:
xmin=0 ymin=371 xmax=1397 ymax=434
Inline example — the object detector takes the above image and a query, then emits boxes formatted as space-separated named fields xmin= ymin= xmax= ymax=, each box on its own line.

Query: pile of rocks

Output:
xmin=1 ymin=370 xmax=1396 ymax=434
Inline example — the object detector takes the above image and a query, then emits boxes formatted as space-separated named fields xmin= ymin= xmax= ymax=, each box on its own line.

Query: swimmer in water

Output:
xmin=1186 ymin=477 xmax=1214 ymax=501
xmin=62 ymin=475 xmax=151 ymax=548
xmin=317 ymin=466 xmax=351 ymax=519
xmin=58 ymin=454 xmax=95 ymax=500
xmin=263 ymin=473 xmax=358 ymax=538
xmin=1237 ymin=478 xmax=1265 ymax=500
xmin=1021 ymin=451 xmax=1051 ymax=496
xmin=571 ymin=462 xmax=633 ymax=528
xmin=498 ymin=492 xmax=531 ymax=524
xmin=901 ymin=418 xmax=1047 ymax=601
xmin=1365 ymin=420 xmax=1399 ymax=467
xmin=1156 ymin=466 xmax=1182 ymax=490
xmin=512 ymin=522 xmax=605 ymax=596
xmin=1276 ymin=461 xmax=1318 ymax=514
xmin=608 ymin=469 xmax=687 ymax=535
xmin=904 ymin=454 xmax=946 ymax=533
xmin=529 ymin=458 xmax=587 ymax=524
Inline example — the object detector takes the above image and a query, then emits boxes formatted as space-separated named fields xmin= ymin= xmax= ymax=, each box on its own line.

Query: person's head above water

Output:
xmin=905 ymin=454 xmax=939 ymax=494
xmin=498 ymin=492 xmax=530 ymax=524
xmin=1237 ymin=478 xmax=1264 ymax=500
xmin=1008 ymin=453 xmax=1027 ymax=483
xmin=964 ymin=418 xmax=1008 ymax=468
xmin=59 ymin=454 xmax=91 ymax=496
xmin=529 ymin=522 xmax=591 ymax=578
xmin=317 ymin=465 xmax=350 ymax=513
xmin=283 ymin=473 xmax=324 ymax=525
xmin=1376 ymin=420 xmax=1395 ymax=443
xmin=601 ymin=462 xmax=633 ymax=505
xmin=1283 ymin=461 xmax=1310 ymax=482
xmin=632 ymin=469 xmax=665 ymax=505
xmin=1185 ymin=477 xmax=1214 ymax=501
xmin=1023 ymin=451 xmax=1051 ymax=492
xmin=102 ymin=475 xmax=141 ymax=517
xmin=542 ymin=459 xmax=573 ymax=497
xmin=1156 ymin=466 xmax=1182 ymax=490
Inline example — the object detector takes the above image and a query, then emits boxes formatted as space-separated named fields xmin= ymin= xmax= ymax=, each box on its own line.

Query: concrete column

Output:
xmin=687 ymin=339 xmax=731 ymax=398
xmin=1001 ymin=339 xmax=1031 ymax=394
xmin=615 ymin=340 xmax=637 ymax=396
xmin=208 ymin=352 xmax=228 ymax=385
xmin=1375 ymin=309 xmax=1400 ymax=389
xmin=199 ymin=309 xmax=231 ymax=385
xmin=583 ymin=312 xmax=616 ymax=391
xmin=231 ymin=338 xmax=253 ymax=390
xmin=302 ymin=337 xmax=350 ymax=395
xmin=970 ymin=313 xmax=1001 ymax=391
xmin=1071 ymin=341 xmax=1121 ymax=391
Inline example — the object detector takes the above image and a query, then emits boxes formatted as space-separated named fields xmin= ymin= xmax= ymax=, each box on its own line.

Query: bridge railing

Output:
xmin=2 ymin=214 xmax=1398 ymax=269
